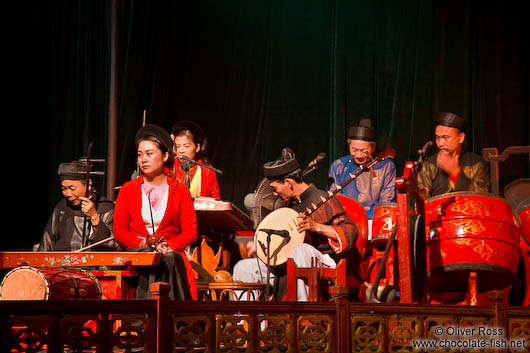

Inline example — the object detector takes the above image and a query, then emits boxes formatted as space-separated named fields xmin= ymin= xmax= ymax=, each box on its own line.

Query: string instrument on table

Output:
xmin=254 ymin=147 xmax=396 ymax=267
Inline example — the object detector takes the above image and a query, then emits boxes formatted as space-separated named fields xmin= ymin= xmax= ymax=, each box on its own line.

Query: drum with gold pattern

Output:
xmin=0 ymin=266 xmax=101 ymax=300
xmin=371 ymin=202 xmax=397 ymax=250
xmin=424 ymin=192 xmax=521 ymax=292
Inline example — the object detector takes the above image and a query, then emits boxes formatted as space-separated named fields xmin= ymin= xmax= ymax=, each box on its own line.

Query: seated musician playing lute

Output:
xmin=233 ymin=148 xmax=358 ymax=301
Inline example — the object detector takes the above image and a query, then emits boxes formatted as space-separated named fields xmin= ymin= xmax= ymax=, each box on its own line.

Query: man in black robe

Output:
xmin=417 ymin=112 xmax=490 ymax=198
xmin=38 ymin=161 xmax=116 ymax=251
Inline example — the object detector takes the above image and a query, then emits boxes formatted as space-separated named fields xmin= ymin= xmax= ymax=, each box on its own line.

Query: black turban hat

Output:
xmin=263 ymin=147 xmax=300 ymax=180
xmin=58 ymin=161 xmax=88 ymax=181
xmin=347 ymin=118 xmax=376 ymax=141
xmin=435 ymin=112 xmax=467 ymax=132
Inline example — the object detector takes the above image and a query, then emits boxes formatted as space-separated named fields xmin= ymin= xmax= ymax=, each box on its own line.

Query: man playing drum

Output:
xmin=37 ymin=161 xmax=116 ymax=251
xmin=233 ymin=148 xmax=358 ymax=301
xmin=327 ymin=119 xmax=396 ymax=237
xmin=417 ymin=112 xmax=490 ymax=197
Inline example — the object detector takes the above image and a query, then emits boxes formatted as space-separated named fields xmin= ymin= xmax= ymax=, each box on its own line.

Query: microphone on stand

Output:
xmin=179 ymin=159 xmax=191 ymax=188
xmin=302 ymin=152 xmax=326 ymax=177
xmin=176 ymin=155 xmax=223 ymax=174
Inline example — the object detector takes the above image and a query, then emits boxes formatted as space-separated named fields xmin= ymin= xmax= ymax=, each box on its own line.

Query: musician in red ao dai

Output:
xmin=171 ymin=120 xmax=220 ymax=199
xmin=232 ymin=149 xmax=358 ymax=301
xmin=113 ymin=124 xmax=198 ymax=300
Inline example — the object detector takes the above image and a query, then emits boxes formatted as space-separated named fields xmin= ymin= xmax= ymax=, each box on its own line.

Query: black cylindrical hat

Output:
xmin=347 ymin=118 xmax=376 ymax=141
xmin=435 ymin=112 xmax=467 ymax=132
xmin=263 ymin=148 xmax=300 ymax=180
xmin=58 ymin=161 xmax=88 ymax=181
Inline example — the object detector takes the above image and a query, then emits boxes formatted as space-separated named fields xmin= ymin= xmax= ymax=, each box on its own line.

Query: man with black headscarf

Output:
xmin=417 ymin=112 xmax=490 ymax=198
xmin=233 ymin=148 xmax=358 ymax=301
xmin=38 ymin=161 xmax=116 ymax=251
xmin=328 ymin=119 xmax=396 ymax=221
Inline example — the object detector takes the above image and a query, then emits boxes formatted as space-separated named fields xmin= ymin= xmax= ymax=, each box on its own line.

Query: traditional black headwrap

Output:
xmin=435 ymin=112 xmax=467 ymax=132
xmin=135 ymin=124 xmax=175 ymax=166
xmin=263 ymin=148 xmax=300 ymax=180
xmin=170 ymin=120 xmax=206 ymax=147
xmin=347 ymin=118 xmax=376 ymax=141
xmin=58 ymin=161 xmax=88 ymax=181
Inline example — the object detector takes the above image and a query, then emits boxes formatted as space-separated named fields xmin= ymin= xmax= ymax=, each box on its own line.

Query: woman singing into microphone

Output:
xmin=170 ymin=120 xmax=220 ymax=199
xmin=113 ymin=124 xmax=198 ymax=300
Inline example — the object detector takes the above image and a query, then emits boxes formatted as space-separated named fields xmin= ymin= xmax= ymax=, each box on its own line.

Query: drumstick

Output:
xmin=74 ymin=236 xmax=115 ymax=252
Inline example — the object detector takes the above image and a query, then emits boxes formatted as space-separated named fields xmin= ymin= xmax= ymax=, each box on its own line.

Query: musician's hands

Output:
xmin=139 ymin=238 xmax=147 ymax=247
xmin=156 ymin=241 xmax=172 ymax=254
xmin=79 ymin=196 xmax=100 ymax=226
xmin=246 ymin=240 xmax=256 ymax=257
xmin=297 ymin=213 xmax=339 ymax=241
xmin=297 ymin=214 xmax=320 ymax=233
xmin=436 ymin=151 xmax=460 ymax=179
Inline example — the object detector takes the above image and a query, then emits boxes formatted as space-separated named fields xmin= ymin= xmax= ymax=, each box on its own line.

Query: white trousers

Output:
xmin=232 ymin=243 xmax=336 ymax=301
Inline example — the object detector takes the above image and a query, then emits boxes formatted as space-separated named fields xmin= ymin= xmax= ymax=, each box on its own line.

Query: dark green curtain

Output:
xmin=12 ymin=0 xmax=528 ymax=250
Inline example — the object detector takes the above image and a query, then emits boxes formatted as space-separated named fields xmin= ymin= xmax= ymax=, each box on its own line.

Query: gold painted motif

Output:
xmin=451 ymin=220 xmax=487 ymax=236
xmin=450 ymin=198 xmax=490 ymax=217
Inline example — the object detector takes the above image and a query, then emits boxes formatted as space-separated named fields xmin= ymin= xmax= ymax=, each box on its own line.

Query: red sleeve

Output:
xmin=206 ymin=168 xmax=220 ymax=199
xmin=164 ymin=183 xmax=198 ymax=251
xmin=113 ymin=181 xmax=144 ymax=249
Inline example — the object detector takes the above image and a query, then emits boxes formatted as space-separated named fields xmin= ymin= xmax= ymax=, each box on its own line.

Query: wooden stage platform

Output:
xmin=2 ymin=285 xmax=529 ymax=353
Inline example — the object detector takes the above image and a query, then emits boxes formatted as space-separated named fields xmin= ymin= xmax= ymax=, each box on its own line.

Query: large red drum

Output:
xmin=424 ymin=192 xmax=521 ymax=292
xmin=0 ymin=266 xmax=101 ymax=300
xmin=515 ymin=197 xmax=530 ymax=245
xmin=371 ymin=202 xmax=397 ymax=250
xmin=335 ymin=194 xmax=368 ymax=258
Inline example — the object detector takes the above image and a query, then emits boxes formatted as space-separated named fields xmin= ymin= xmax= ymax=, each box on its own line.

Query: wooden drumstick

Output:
xmin=74 ymin=236 xmax=115 ymax=252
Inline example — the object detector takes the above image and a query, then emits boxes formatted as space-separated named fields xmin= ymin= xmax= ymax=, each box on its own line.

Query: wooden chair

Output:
xmin=286 ymin=257 xmax=348 ymax=301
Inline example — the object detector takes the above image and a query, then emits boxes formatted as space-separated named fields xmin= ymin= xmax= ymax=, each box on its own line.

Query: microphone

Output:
xmin=307 ymin=152 xmax=326 ymax=168
xmin=177 ymin=155 xmax=193 ymax=163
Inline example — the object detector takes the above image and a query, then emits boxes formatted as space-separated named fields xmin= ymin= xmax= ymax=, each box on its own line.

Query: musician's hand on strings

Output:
xmin=246 ymin=240 xmax=256 ymax=257
xmin=297 ymin=214 xmax=319 ymax=233
xmin=297 ymin=214 xmax=339 ymax=241
xmin=79 ymin=196 xmax=100 ymax=226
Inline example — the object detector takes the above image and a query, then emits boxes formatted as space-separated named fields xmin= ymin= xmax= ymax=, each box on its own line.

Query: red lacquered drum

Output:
xmin=515 ymin=197 xmax=530 ymax=245
xmin=0 ymin=266 xmax=101 ymax=300
xmin=371 ymin=202 xmax=397 ymax=250
xmin=424 ymin=192 xmax=521 ymax=292
xmin=336 ymin=194 xmax=368 ymax=258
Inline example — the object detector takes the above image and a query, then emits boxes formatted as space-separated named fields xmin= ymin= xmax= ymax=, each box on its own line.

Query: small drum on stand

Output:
xmin=424 ymin=192 xmax=521 ymax=293
xmin=371 ymin=202 xmax=397 ymax=250
xmin=0 ymin=266 xmax=102 ymax=300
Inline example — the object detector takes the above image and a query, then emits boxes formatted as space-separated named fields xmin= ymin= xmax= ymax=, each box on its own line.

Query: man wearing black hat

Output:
xmin=233 ymin=148 xmax=358 ymax=301
xmin=417 ymin=112 xmax=490 ymax=197
xmin=328 ymin=119 xmax=396 ymax=221
xmin=38 ymin=161 xmax=116 ymax=251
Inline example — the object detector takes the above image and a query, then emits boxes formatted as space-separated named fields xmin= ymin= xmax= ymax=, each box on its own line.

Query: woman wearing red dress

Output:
xmin=170 ymin=120 xmax=220 ymax=199
xmin=113 ymin=124 xmax=198 ymax=300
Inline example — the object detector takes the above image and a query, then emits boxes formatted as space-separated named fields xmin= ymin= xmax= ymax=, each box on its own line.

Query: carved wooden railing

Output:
xmin=2 ymin=287 xmax=529 ymax=353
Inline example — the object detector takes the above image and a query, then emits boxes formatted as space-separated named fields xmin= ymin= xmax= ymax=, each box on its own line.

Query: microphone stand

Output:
xmin=178 ymin=156 xmax=223 ymax=174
